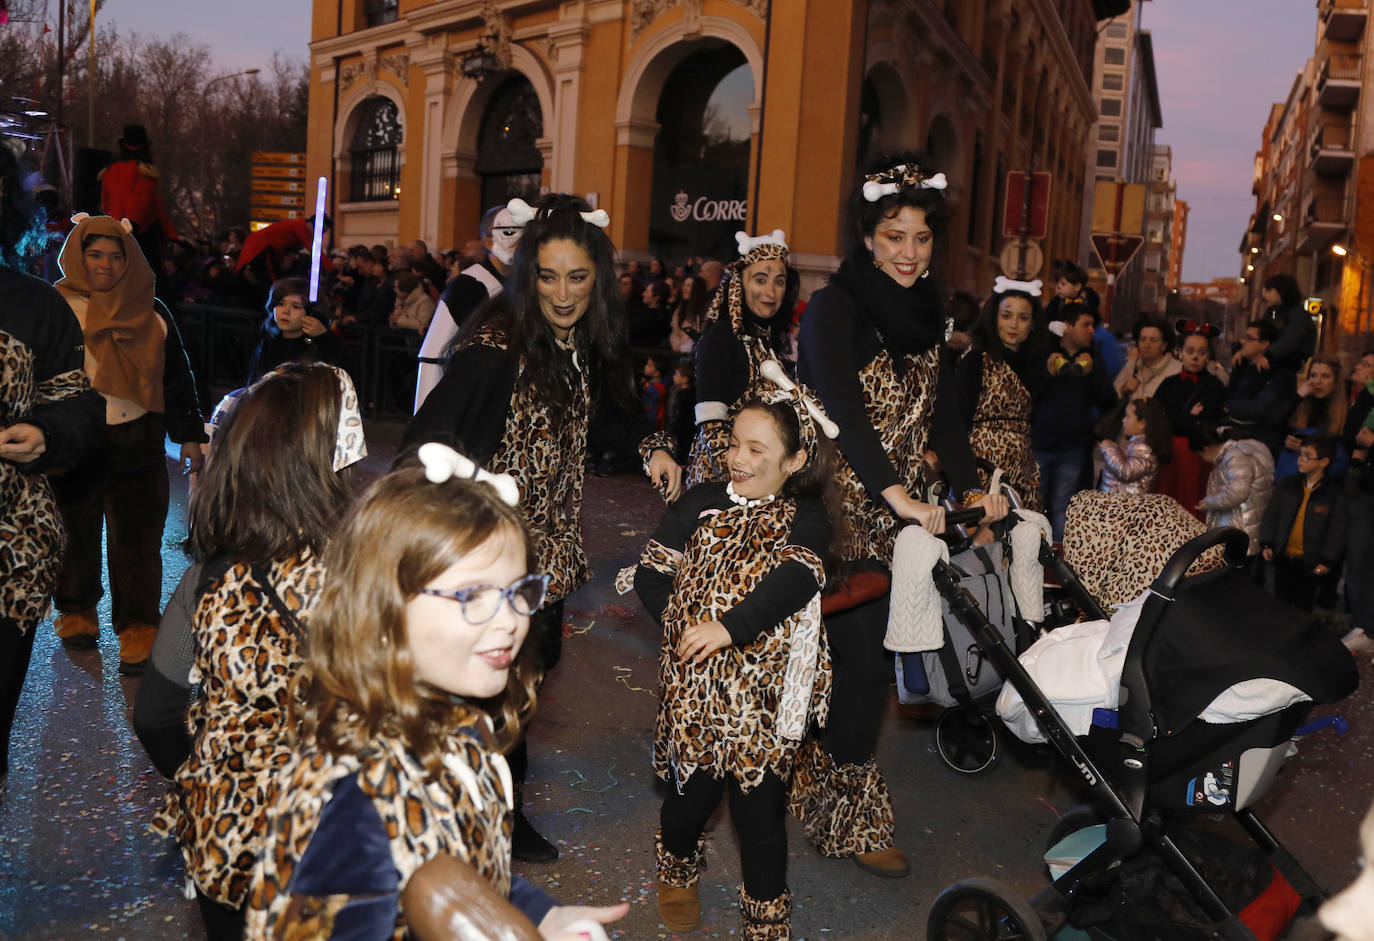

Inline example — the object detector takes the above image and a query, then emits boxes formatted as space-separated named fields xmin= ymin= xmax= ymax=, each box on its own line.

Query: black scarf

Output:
xmin=831 ymin=257 xmax=947 ymax=364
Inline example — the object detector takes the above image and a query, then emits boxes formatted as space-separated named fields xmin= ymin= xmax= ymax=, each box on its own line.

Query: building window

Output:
xmin=1106 ymin=22 xmax=1128 ymax=39
xmin=1100 ymin=97 xmax=1123 ymax=117
xmin=1144 ymin=251 xmax=1161 ymax=272
xmin=1142 ymin=282 xmax=1158 ymax=303
xmin=349 ymin=97 xmax=402 ymax=202
xmin=363 ymin=0 xmax=398 ymax=28
xmin=476 ymin=76 xmax=546 ymax=212
xmin=1102 ymin=72 xmax=1124 ymax=91
xmin=1098 ymin=123 xmax=1120 ymax=142
xmin=1097 ymin=148 xmax=1118 ymax=168
xmin=1104 ymin=46 xmax=1126 ymax=66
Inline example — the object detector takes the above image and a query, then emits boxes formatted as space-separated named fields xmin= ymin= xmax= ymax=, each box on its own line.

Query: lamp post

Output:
xmin=199 ymin=68 xmax=260 ymax=235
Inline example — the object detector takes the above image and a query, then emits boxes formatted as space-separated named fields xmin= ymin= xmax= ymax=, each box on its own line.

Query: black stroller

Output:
xmin=923 ymin=525 xmax=1360 ymax=941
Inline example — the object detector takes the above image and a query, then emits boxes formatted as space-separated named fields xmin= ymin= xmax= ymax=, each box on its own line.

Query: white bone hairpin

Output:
xmin=417 ymin=442 xmax=521 ymax=507
xmin=992 ymin=276 xmax=1043 ymax=298
xmin=735 ymin=229 xmax=788 ymax=256
xmin=759 ymin=360 xmax=840 ymax=440
xmin=862 ymin=170 xmax=948 ymax=203
xmin=505 ymin=198 xmax=610 ymax=229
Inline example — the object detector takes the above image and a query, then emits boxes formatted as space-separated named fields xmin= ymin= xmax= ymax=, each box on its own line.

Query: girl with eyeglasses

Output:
xmin=245 ymin=455 xmax=627 ymax=940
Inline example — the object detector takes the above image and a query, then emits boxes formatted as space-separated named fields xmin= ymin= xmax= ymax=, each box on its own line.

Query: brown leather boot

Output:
xmin=117 ymin=624 xmax=158 ymax=677
xmin=55 ymin=609 xmax=99 ymax=650
xmin=854 ymin=846 xmax=910 ymax=878
xmin=655 ymin=829 xmax=704 ymax=932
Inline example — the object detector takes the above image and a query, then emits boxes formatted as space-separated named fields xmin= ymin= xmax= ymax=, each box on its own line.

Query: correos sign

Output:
xmin=670 ymin=190 xmax=747 ymax=224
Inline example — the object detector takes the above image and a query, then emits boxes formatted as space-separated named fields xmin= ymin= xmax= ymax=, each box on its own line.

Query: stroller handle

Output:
xmin=944 ymin=507 xmax=986 ymax=527
xmin=1149 ymin=526 xmax=1249 ymax=599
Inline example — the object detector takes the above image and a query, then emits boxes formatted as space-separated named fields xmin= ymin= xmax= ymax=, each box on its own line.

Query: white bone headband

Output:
xmin=759 ymin=360 xmax=840 ymax=440
xmin=506 ymin=197 xmax=610 ymax=229
xmin=993 ymin=276 xmax=1043 ymax=298
xmin=735 ymin=229 xmax=788 ymax=257
xmin=862 ymin=170 xmax=948 ymax=203
xmin=417 ymin=442 xmax=522 ymax=506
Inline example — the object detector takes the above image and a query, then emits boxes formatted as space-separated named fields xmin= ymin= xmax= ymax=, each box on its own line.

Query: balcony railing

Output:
xmin=1317 ymin=52 xmax=1362 ymax=107
xmin=1306 ymin=195 xmax=1348 ymax=225
xmin=1322 ymin=0 xmax=1368 ymax=41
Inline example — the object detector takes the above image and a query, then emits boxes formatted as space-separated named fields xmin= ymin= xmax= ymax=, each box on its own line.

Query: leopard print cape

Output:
xmin=244 ymin=714 xmax=513 ymax=941
xmin=836 ymin=347 xmax=940 ymax=564
xmin=471 ymin=325 xmax=590 ymax=603
xmin=151 ymin=553 xmax=324 ymax=907
xmin=636 ymin=498 xmax=831 ymax=794
xmin=1063 ymin=490 xmax=1226 ymax=610
xmin=0 ymin=331 xmax=90 ymax=632
xmin=969 ymin=352 xmax=1043 ymax=512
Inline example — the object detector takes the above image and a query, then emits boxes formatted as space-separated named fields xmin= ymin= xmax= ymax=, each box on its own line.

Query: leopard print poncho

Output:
xmin=969 ymin=352 xmax=1043 ymax=512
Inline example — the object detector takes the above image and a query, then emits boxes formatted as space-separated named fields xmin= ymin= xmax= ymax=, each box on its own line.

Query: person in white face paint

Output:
xmin=414 ymin=205 xmax=523 ymax=412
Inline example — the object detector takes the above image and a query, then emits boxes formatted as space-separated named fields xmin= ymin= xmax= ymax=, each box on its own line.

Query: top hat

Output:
xmin=119 ymin=124 xmax=150 ymax=151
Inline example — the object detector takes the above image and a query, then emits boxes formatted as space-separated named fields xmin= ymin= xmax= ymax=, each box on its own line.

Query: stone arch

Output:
xmin=441 ymin=44 xmax=555 ymax=168
xmin=335 ymin=78 xmax=407 ymax=159
xmin=859 ymin=57 xmax=916 ymax=161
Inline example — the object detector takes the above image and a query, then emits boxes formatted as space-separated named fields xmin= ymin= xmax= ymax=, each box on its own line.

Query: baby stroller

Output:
xmin=923 ymin=525 xmax=1359 ymax=941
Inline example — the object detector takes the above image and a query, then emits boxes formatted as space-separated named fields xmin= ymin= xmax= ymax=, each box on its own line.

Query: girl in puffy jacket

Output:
xmin=1194 ymin=424 xmax=1275 ymax=559
xmin=1097 ymin=398 xmax=1172 ymax=494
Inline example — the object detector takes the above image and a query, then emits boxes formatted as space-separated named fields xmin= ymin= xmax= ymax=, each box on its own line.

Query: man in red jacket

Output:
xmin=99 ymin=125 xmax=178 ymax=280
xmin=235 ymin=214 xmax=331 ymax=304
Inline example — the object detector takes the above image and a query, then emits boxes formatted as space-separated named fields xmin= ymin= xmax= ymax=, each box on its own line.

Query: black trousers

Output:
xmin=1273 ymin=555 xmax=1340 ymax=612
xmin=195 ymin=889 xmax=244 ymax=941
xmin=0 ymin=617 xmax=39 ymax=777
xmin=819 ymin=589 xmax=891 ymax=766
xmin=661 ymin=770 xmax=787 ymax=901
xmin=50 ymin=413 xmax=170 ymax=632
xmin=507 ymin=599 xmax=564 ymax=802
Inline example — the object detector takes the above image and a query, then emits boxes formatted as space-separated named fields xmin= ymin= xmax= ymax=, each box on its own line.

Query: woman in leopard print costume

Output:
xmin=955 ymin=277 xmax=1051 ymax=511
xmin=151 ymin=365 xmax=362 ymax=940
xmin=244 ymin=455 xmax=627 ymax=940
xmin=630 ymin=391 xmax=840 ymax=941
xmin=792 ymin=152 xmax=1008 ymax=878
xmin=406 ymin=194 xmax=679 ymax=860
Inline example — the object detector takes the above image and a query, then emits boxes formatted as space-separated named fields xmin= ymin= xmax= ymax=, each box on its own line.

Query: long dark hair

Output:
xmin=736 ymin=397 xmax=846 ymax=577
xmin=1129 ymin=397 xmax=1174 ymax=465
xmin=460 ymin=194 xmax=634 ymax=414
xmin=187 ymin=363 xmax=356 ymax=562
xmin=676 ymin=274 xmax=709 ymax=334
xmin=970 ymin=288 xmax=1050 ymax=364
xmin=845 ymin=149 xmax=952 ymax=264
xmin=1262 ymin=272 xmax=1302 ymax=308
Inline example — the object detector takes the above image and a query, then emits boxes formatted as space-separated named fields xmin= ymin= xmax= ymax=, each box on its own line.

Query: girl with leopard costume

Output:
xmin=954 ymin=277 xmax=1052 ymax=511
xmin=244 ymin=452 xmax=627 ymax=941
xmin=791 ymin=152 xmax=1008 ymax=878
xmin=151 ymin=364 xmax=364 ymax=940
xmin=405 ymin=194 xmax=680 ymax=860
xmin=627 ymin=382 xmax=841 ymax=941
xmin=639 ymin=230 xmax=798 ymax=488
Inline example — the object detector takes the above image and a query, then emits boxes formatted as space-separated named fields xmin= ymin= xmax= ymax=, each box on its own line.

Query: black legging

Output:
xmin=0 ymin=617 xmax=39 ymax=778
xmin=507 ymin=599 xmax=564 ymax=800
xmin=819 ymin=589 xmax=891 ymax=766
xmin=661 ymin=770 xmax=787 ymax=901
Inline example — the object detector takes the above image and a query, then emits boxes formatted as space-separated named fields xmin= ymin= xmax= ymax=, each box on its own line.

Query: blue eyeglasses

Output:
xmin=416 ymin=573 xmax=550 ymax=624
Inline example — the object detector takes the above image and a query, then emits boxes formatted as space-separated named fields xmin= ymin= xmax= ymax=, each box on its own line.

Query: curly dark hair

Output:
xmin=844 ymin=150 xmax=952 ymax=263
xmin=970 ymin=288 xmax=1050 ymax=363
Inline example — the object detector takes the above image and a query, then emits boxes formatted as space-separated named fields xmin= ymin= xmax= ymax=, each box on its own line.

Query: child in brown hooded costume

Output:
xmin=51 ymin=213 xmax=206 ymax=674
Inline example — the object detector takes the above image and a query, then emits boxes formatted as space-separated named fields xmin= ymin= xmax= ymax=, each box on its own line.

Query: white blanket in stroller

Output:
xmin=995 ymin=591 xmax=1312 ymax=744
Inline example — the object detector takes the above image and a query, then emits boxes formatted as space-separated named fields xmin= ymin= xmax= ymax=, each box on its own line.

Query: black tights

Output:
xmin=661 ymin=770 xmax=787 ymax=901
xmin=0 ymin=617 xmax=38 ymax=777
xmin=507 ymin=600 xmax=564 ymax=803
xmin=819 ymin=590 xmax=891 ymax=765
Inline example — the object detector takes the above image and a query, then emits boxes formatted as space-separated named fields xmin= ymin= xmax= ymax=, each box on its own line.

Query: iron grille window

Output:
xmin=364 ymin=0 xmax=398 ymax=28
xmin=349 ymin=98 xmax=402 ymax=202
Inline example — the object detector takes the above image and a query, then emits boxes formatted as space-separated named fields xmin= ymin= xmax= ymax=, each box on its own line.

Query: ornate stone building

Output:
xmin=306 ymin=0 xmax=1113 ymax=292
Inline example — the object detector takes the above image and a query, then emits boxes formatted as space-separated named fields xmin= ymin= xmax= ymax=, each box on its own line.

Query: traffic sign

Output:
xmin=1091 ymin=181 xmax=1144 ymax=234
xmin=1002 ymin=171 xmax=1052 ymax=240
xmin=1090 ymin=233 xmax=1144 ymax=275
xmin=999 ymin=239 xmax=1044 ymax=280
xmin=251 ymin=194 xmax=307 ymax=208
xmin=251 ymin=151 xmax=305 ymax=164
xmin=251 ymin=179 xmax=305 ymax=194
xmin=252 ymin=165 xmax=305 ymax=179
xmin=250 ymin=208 xmax=304 ymax=222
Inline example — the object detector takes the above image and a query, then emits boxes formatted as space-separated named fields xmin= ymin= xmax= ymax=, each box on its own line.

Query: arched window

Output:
xmin=475 ymin=76 xmax=544 ymax=211
xmin=349 ymin=97 xmax=402 ymax=202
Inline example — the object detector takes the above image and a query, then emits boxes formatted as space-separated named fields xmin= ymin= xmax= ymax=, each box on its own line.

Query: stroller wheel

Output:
xmin=927 ymin=877 xmax=1046 ymax=941
xmin=935 ymin=706 xmax=1002 ymax=775
xmin=1045 ymin=804 xmax=1105 ymax=854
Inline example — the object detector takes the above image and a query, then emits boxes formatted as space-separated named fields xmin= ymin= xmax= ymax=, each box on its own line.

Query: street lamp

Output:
xmin=200 ymin=68 xmax=260 ymax=233
xmin=1250 ymin=246 xmax=1259 ymax=254
xmin=1332 ymin=244 xmax=1349 ymax=256
xmin=1272 ymin=213 xmax=1283 ymax=222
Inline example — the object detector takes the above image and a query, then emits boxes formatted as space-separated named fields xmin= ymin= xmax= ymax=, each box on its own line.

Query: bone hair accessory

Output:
xmin=735 ymin=229 xmax=788 ymax=257
xmin=416 ymin=442 xmax=522 ymax=507
xmin=505 ymin=197 xmax=610 ymax=230
xmin=862 ymin=169 xmax=949 ymax=203
xmin=758 ymin=360 xmax=840 ymax=440
xmin=992 ymin=276 xmax=1043 ymax=298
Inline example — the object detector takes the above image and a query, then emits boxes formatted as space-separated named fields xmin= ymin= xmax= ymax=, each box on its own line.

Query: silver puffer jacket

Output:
xmin=1097 ymin=435 xmax=1159 ymax=495
xmin=1201 ymin=438 xmax=1275 ymax=555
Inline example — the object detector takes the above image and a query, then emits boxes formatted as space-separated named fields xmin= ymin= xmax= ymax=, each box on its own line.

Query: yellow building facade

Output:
xmin=306 ymin=0 xmax=1104 ymax=292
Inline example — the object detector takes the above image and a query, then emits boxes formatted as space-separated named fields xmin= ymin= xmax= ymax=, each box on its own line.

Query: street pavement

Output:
xmin=1 ymin=420 xmax=1371 ymax=940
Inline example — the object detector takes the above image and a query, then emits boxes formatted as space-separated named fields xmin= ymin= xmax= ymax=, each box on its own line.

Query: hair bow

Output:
xmin=759 ymin=360 xmax=840 ymax=440
xmin=735 ymin=229 xmax=788 ymax=257
xmin=416 ymin=442 xmax=521 ymax=506
xmin=862 ymin=165 xmax=948 ymax=202
xmin=505 ymin=197 xmax=610 ymax=230
xmin=1174 ymin=318 xmax=1220 ymax=339
xmin=993 ymin=276 xmax=1043 ymax=298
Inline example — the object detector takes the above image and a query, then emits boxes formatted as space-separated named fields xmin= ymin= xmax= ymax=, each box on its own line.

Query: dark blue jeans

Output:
xmin=1034 ymin=446 xmax=1089 ymax=541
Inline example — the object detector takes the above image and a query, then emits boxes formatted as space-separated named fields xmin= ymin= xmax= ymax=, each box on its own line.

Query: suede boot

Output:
xmin=55 ymin=608 xmax=99 ymax=651
xmin=655 ymin=829 xmax=705 ymax=932
xmin=740 ymin=886 xmax=791 ymax=940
